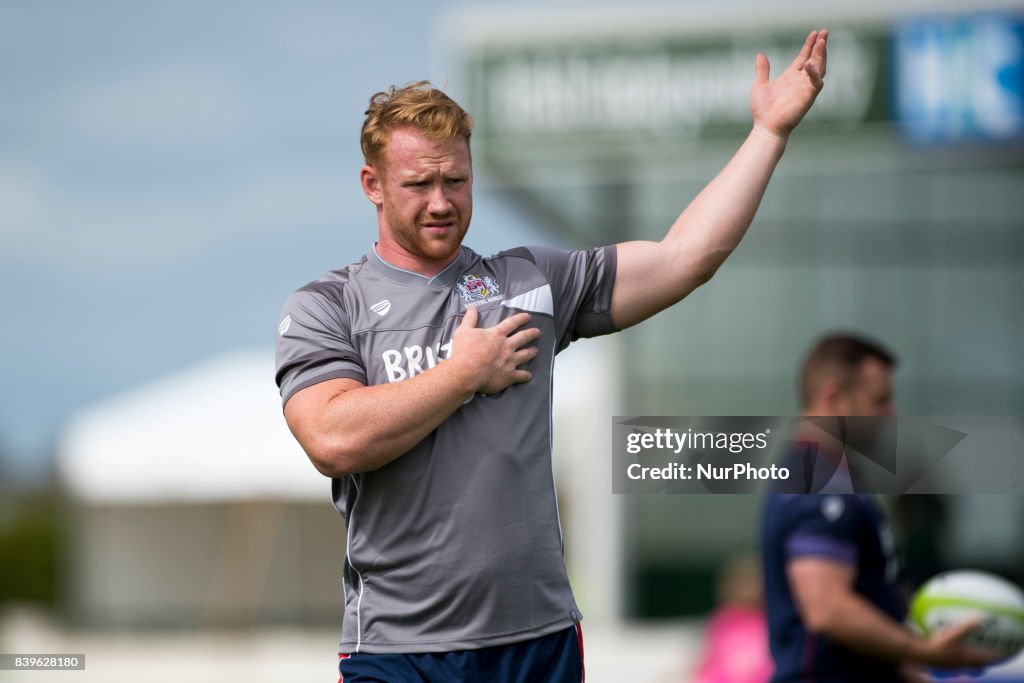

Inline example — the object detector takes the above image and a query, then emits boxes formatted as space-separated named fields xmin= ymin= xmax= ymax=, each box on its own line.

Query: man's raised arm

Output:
xmin=611 ymin=30 xmax=828 ymax=329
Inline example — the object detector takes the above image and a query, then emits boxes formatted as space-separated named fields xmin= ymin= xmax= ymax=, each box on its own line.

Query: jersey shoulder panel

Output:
xmin=275 ymin=259 xmax=369 ymax=404
xmin=494 ymin=244 xmax=618 ymax=349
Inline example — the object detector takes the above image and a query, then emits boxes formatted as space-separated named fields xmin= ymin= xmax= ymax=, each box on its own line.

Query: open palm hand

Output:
xmin=750 ymin=29 xmax=828 ymax=138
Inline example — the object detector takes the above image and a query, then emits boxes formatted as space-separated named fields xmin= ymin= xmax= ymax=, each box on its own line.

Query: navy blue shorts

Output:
xmin=338 ymin=624 xmax=584 ymax=683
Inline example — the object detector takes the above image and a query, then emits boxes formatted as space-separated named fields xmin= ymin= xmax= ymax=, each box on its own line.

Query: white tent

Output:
xmin=60 ymin=349 xmax=327 ymax=504
xmin=57 ymin=350 xmax=344 ymax=627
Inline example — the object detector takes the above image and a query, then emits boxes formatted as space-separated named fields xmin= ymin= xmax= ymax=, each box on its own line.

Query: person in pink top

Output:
xmin=692 ymin=555 xmax=773 ymax=683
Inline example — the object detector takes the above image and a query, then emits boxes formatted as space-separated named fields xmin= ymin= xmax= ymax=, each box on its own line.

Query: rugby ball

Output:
xmin=910 ymin=570 xmax=1024 ymax=663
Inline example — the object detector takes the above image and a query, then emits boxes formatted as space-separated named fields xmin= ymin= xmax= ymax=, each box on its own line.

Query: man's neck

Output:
xmin=796 ymin=414 xmax=848 ymax=465
xmin=372 ymin=243 xmax=462 ymax=279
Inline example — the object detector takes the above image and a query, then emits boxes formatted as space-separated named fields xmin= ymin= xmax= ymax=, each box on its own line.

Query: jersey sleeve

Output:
xmin=275 ymin=286 xmax=366 ymax=406
xmin=520 ymin=244 xmax=618 ymax=350
xmin=783 ymin=495 xmax=862 ymax=567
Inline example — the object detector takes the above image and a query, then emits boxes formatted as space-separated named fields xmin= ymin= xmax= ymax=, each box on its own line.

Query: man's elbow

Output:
xmin=801 ymin=602 xmax=843 ymax=637
xmin=696 ymin=248 xmax=731 ymax=285
xmin=674 ymin=249 xmax=727 ymax=294
xmin=301 ymin=433 xmax=366 ymax=478
xmin=693 ymin=266 xmax=717 ymax=288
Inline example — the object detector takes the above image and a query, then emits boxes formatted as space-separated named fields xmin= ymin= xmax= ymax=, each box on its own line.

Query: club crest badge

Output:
xmin=456 ymin=273 xmax=501 ymax=302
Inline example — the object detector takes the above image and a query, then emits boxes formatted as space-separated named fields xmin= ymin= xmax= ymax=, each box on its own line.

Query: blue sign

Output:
xmin=894 ymin=13 xmax=1024 ymax=143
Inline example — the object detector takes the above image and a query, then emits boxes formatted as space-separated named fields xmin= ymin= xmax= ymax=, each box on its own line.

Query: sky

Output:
xmin=0 ymin=0 xmax=592 ymax=480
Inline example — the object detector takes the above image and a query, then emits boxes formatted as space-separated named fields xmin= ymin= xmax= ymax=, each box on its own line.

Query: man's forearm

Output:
xmin=664 ymin=125 xmax=787 ymax=265
xmin=611 ymin=126 xmax=787 ymax=328
xmin=286 ymin=360 xmax=480 ymax=478
xmin=810 ymin=589 xmax=920 ymax=663
xmin=286 ymin=307 xmax=540 ymax=477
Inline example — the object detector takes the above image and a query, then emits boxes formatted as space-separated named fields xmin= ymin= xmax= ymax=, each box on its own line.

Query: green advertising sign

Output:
xmin=465 ymin=28 xmax=892 ymax=166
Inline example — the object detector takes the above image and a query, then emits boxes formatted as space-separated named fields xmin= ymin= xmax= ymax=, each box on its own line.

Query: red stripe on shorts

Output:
xmin=576 ymin=622 xmax=586 ymax=683
xmin=338 ymin=653 xmax=350 ymax=683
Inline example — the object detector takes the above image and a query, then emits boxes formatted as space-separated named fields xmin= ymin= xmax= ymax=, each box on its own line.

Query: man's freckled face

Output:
xmin=373 ymin=127 xmax=473 ymax=270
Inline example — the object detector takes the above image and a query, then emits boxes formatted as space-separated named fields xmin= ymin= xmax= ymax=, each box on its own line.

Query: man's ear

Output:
xmin=819 ymin=379 xmax=845 ymax=414
xmin=361 ymin=164 xmax=383 ymax=206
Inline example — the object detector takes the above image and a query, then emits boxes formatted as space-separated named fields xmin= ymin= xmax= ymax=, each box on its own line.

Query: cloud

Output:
xmin=61 ymin=61 xmax=251 ymax=149
xmin=267 ymin=4 xmax=396 ymax=63
xmin=0 ymin=163 xmax=48 ymax=240
xmin=0 ymin=160 xmax=357 ymax=273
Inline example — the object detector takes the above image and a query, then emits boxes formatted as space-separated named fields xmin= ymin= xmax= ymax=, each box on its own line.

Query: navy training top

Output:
xmin=762 ymin=493 xmax=905 ymax=682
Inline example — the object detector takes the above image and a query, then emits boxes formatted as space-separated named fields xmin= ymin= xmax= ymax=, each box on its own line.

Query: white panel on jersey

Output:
xmin=501 ymin=284 xmax=553 ymax=316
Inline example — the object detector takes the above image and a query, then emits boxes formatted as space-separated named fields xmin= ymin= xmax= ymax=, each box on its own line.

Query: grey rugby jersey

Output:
xmin=275 ymin=244 xmax=617 ymax=654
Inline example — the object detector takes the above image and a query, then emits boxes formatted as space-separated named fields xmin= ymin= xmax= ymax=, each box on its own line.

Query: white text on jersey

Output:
xmin=382 ymin=340 xmax=453 ymax=382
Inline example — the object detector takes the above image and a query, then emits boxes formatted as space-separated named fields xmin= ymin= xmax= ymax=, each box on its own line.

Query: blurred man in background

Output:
xmin=761 ymin=333 xmax=996 ymax=682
